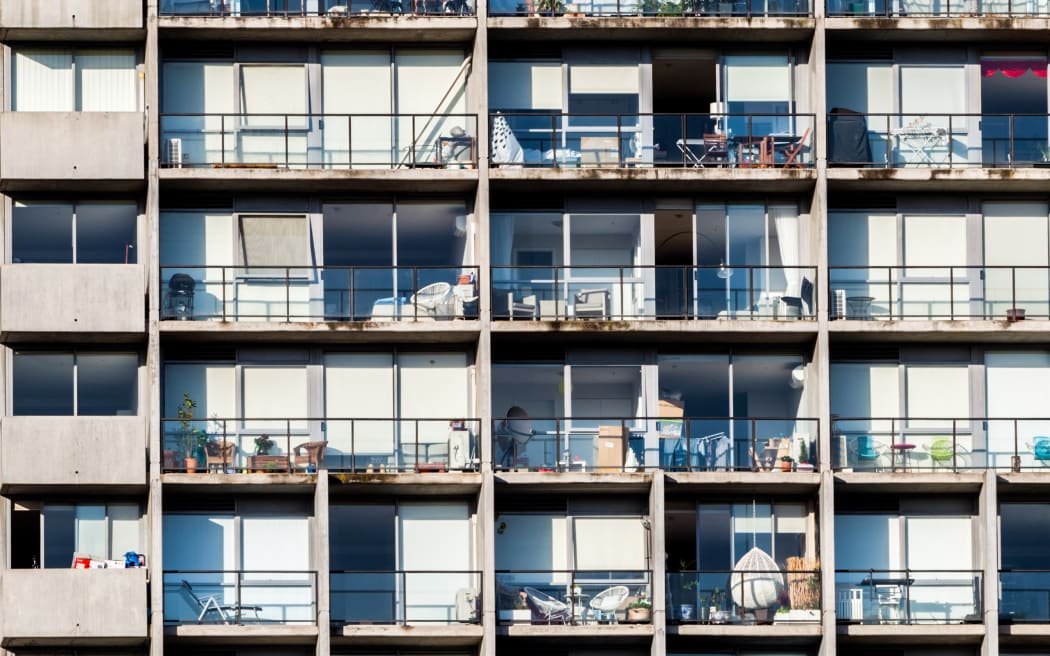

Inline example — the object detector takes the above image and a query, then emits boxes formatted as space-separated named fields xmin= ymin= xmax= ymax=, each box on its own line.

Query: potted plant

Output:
xmin=1036 ymin=144 xmax=1050 ymax=168
xmin=707 ymin=587 xmax=729 ymax=624
xmin=626 ymin=598 xmax=652 ymax=623
xmin=796 ymin=439 xmax=814 ymax=472
xmin=658 ymin=0 xmax=683 ymax=14
xmin=780 ymin=455 xmax=794 ymax=472
xmin=675 ymin=561 xmax=699 ymax=622
xmin=534 ymin=0 xmax=565 ymax=15
xmin=176 ymin=393 xmax=206 ymax=473
xmin=255 ymin=434 xmax=275 ymax=456
xmin=638 ymin=0 xmax=661 ymax=13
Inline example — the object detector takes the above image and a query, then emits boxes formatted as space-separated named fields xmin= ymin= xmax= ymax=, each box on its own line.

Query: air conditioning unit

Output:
xmin=837 ymin=587 xmax=863 ymax=622
xmin=165 ymin=138 xmax=183 ymax=168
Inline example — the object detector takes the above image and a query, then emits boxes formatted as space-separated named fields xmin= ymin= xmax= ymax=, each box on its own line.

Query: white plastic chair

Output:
xmin=524 ymin=586 xmax=570 ymax=624
xmin=411 ymin=282 xmax=454 ymax=318
xmin=589 ymin=585 xmax=630 ymax=623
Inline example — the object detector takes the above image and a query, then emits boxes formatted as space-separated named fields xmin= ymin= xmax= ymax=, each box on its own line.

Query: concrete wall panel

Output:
xmin=0 ymin=113 xmax=144 ymax=182
xmin=1 ymin=569 xmax=148 ymax=642
xmin=1 ymin=264 xmax=145 ymax=334
xmin=0 ymin=0 xmax=143 ymax=30
xmin=1 ymin=416 xmax=147 ymax=488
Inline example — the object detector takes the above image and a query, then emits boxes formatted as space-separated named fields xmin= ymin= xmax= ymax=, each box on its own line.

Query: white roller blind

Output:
xmin=76 ymin=505 xmax=107 ymax=559
xmin=395 ymin=51 xmax=466 ymax=114
xmin=322 ymin=52 xmax=391 ymax=113
xmin=904 ymin=215 xmax=966 ymax=267
xmin=239 ymin=215 xmax=309 ymax=268
xmin=573 ymin=517 xmax=646 ymax=571
xmin=984 ymin=202 xmax=1049 ymax=266
xmin=900 ymin=66 xmax=965 ymax=115
xmin=241 ymin=64 xmax=307 ymax=120
xmin=325 ymin=353 xmax=394 ymax=455
xmin=242 ymin=515 xmax=310 ymax=571
xmin=494 ymin=514 xmax=568 ymax=573
xmin=905 ymin=516 xmax=971 ymax=570
xmin=163 ymin=514 xmax=236 ymax=570
xmin=986 ymin=353 xmax=1050 ymax=418
xmin=162 ymin=61 xmax=234 ymax=113
xmin=399 ymin=502 xmax=470 ymax=570
xmin=724 ymin=56 xmax=791 ymax=102
xmin=398 ymin=353 xmax=468 ymax=418
xmin=243 ymin=366 xmax=307 ymax=431
xmin=568 ymin=65 xmax=640 ymax=94
xmin=14 ymin=50 xmax=73 ymax=111
xmin=109 ymin=504 xmax=140 ymax=558
xmin=906 ymin=366 xmax=969 ymax=427
xmin=826 ymin=62 xmax=893 ymax=114
xmin=77 ymin=50 xmax=137 ymax=112
xmin=163 ymin=363 xmax=236 ymax=420
xmin=488 ymin=61 xmax=562 ymax=110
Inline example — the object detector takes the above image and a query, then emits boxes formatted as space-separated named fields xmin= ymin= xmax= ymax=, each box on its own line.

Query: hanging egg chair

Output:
xmin=729 ymin=546 xmax=785 ymax=610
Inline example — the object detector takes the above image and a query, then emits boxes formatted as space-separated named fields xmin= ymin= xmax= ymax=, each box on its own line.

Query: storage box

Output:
xmin=596 ymin=425 xmax=627 ymax=471
xmin=658 ymin=398 xmax=685 ymax=418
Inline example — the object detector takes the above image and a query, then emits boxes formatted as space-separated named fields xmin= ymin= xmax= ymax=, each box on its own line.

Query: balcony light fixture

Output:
xmin=717 ymin=259 xmax=733 ymax=279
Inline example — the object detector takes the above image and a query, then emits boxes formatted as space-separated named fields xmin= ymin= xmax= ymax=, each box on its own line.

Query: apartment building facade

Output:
xmin=2 ymin=2 xmax=1050 ymax=656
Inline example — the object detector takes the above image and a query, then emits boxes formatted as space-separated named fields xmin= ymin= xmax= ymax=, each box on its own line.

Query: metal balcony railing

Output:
xmin=827 ymin=112 xmax=1050 ymax=168
xmin=163 ymin=570 xmax=318 ymax=625
xmin=160 ymin=265 xmax=479 ymax=322
xmin=490 ymin=112 xmax=815 ymax=168
xmin=826 ymin=0 xmax=1049 ymax=16
xmin=829 ymin=265 xmax=1050 ymax=321
xmin=160 ymin=0 xmax=475 ymax=15
xmin=490 ymin=0 xmax=809 ymax=17
xmin=161 ymin=417 xmax=481 ymax=473
xmin=1000 ymin=570 xmax=1050 ymax=623
xmin=496 ymin=570 xmax=652 ymax=625
xmin=831 ymin=417 xmax=1050 ymax=471
xmin=493 ymin=264 xmax=817 ymax=321
xmin=493 ymin=415 xmax=818 ymax=472
xmin=330 ymin=570 xmax=482 ymax=625
xmin=160 ymin=113 xmax=478 ymax=169
xmin=667 ymin=568 xmax=821 ymax=624
xmin=835 ymin=569 xmax=983 ymax=625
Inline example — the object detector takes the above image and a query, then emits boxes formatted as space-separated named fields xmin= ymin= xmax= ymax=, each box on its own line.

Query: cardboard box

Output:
xmin=658 ymin=398 xmax=685 ymax=418
xmin=596 ymin=425 xmax=627 ymax=471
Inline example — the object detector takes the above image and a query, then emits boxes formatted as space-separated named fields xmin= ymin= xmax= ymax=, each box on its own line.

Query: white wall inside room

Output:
xmin=399 ymin=502 xmax=472 ymax=622
xmin=986 ymin=352 xmax=1050 ymax=468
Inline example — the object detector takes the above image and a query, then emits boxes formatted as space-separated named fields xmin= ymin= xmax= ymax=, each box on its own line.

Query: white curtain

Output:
xmin=77 ymin=51 xmax=137 ymax=112
xmin=772 ymin=206 xmax=800 ymax=296
xmin=491 ymin=214 xmax=515 ymax=282
xmin=14 ymin=50 xmax=73 ymax=111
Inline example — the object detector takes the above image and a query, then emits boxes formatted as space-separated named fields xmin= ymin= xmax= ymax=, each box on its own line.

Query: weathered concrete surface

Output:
xmin=487 ymin=15 xmax=813 ymax=41
xmin=492 ymin=318 xmax=818 ymax=344
xmin=670 ymin=623 xmax=822 ymax=637
xmin=494 ymin=471 xmax=652 ymax=492
xmin=825 ymin=15 xmax=1050 ymax=41
xmin=1 ymin=416 xmax=147 ymax=491
xmin=496 ymin=623 xmax=655 ymax=637
xmin=826 ymin=166 xmax=1050 ymax=191
xmin=335 ymin=624 xmax=484 ymax=646
xmin=665 ymin=471 xmax=821 ymax=494
xmin=158 ymin=15 xmax=476 ymax=42
xmin=164 ymin=624 xmax=319 ymax=644
xmin=0 ymin=113 xmax=145 ymax=184
xmin=489 ymin=166 xmax=817 ymax=192
xmin=160 ymin=319 xmax=481 ymax=344
xmin=829 ymin=318 xmax=1050 ymax=343
xmin=0 ymin=0 xmax=143 ymax=31
xmin=836 ymin=623 xmax=985 ymax=644
xmin=159 ymin=166 xmax=478 ymax=193
xmin=1 ymin=569 xmax=148 ymax=645
xmin=834 ymin=471 xmax=985 ymax=493
xmin=1 ymin=264 xmax=145 ymax=335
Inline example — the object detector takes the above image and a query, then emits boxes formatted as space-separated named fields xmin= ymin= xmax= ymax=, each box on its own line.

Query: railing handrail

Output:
xmin=670 ymin=568 xmax=819 ymax=574
xmin=164 ymin=416 xmax=481 ymax=422
xmin=494 ymin=264 xmax=817 ymax=270
xmin=831 ymin=264 xmax=1050 ymax=270
xmin=161 ymin=111 xmax=478 ymax=118
xmin=162 ymin=264 xmax=479 ymax=271
xmin=836 ymin=568 xmax=982 ymax=574
xmin=494 ymin=414 xmax=817 ymax=421
xmin=164 ymin=568 xmax=317 ymax=574
xmin=492 ymin=110 xmax=817 ymax=118
xmin=496 ymin=568 xmax=651 ymax=574
xmin=833 ymin=416 xmax=1050 ymax=421
xmin=331 ymin=569 xmax=482 ymax=574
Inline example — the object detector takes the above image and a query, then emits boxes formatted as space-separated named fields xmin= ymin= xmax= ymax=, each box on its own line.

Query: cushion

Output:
xmin=1034 ymin=436 xmax=1050 ymax=461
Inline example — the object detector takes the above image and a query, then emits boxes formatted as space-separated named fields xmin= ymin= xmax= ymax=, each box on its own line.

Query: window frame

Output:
xmin=10 ymin=200 xmax=139 ymax=265
xmin=235 ymin=213 xmax=312 ymax=278
xmin=12 ymin=47 xmax=140 ymax=113
xmin=9 ymin=349 xmax=141 ymax=417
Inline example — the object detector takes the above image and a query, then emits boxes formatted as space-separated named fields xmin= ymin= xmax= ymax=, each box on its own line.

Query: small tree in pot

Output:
xmin=176 ymin=393 xmax=206 ymax=473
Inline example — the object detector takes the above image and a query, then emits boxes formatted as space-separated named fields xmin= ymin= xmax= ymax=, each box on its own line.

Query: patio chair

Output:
xmin=524 ymin=586 xmax=570 ymax=624
xmin=574 ymin=289 xmax=610 ymax=319
xmin=854 ymin=435 xmax=885 ymax=470
xmin=179 ymin=579 xmax=262 ymax=625
xmin=508 ymin=293 xmax=538 ymax=320
xmin=781 ymin=127 xmax=811 ymax=168
xmin=1028 ymin=436 xmax=1050 ymax=464
xmin=411 ymin=282 xmax=454 ymax=318
xmin=204 ymin=440 xmax=236 ymax=473
xmin=589 ymin=585 xmax=630 ymax=623
xmin=293 ymin=440 xmax=327 ymax=472
xmin=781 ymin=277 xmax=814 ymax=318
xmin=699 ymin=133 xmax=729 ymax=167
xmin=921 ymin=438 xmax=968 ymax=469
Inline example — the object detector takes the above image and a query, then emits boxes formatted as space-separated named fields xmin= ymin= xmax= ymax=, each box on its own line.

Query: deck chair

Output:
xmin=179 ymin=579 xmax=262 ymax=624
xmin=698 ymin=133 xmax=729 ymax=167
xmin=294 ymin=440 xmax=327 ymax=471
xmin=204 ymin=440 xmax=236 ymax=473
xmin=781 ymin=127 xmax=811 ymax=168
xmin=589 ymin=585 xmax=630 ymax=623
xmin=574 ymin=289 xmax=610 ymax=318
xmin=524 ymin=586 xmax=570 ymax=624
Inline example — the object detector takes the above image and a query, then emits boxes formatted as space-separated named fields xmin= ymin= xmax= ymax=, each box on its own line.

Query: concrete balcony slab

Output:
xmin=497 ymin=623 xmax=655 ymax=638
xmin=494 ymin=471 xmax=653 ymax=493
xmin=162 ymin=472 xmax=318 ymax=494
xmin=836 ymin=623 xmax=985 ymax=645
xmin=333 ymin=624 xmax=483 ymax=646
xmin=829 ymin=318 xmax=1050 ymax=343
xmin=669 ymin=623 xmax=822 ymax=638
xmin=159 ymin=15 xmax=476 ymax=41
xmin=1 ymin=416 xmax=147 ymax=493
xmin=159 ymin=167 xmax=477 ymax=193
xmin=0 ymin=0 xmax=143 ymax=40
xmin=826 ymin=166 xmax=1050 ymax=192
xmin=490 ymin=166 xmax=817 ymax=193
xmin=825 ymin=15 xmax=1050 ymax=41
xmin=834 ymin=471 xmax=985 ymax=494
xmin=164 ymin=624 xmax=318 ymax=645
xmin=160 ymin=319 xmax=481 ymax=344
xmin=1 ymin=569 xmax=148 ymax=646
xmin=1 ymin=264 xmax=145 ymax=339
xmin=0 ymin=113 xmax=144 ymax=190
xmin=492 ymin=318 xmax=817 ymax=344
xmin=487 ymin=15 xmax=813 ymax=41
xmin=665 ymin=471 xmax=820 ymax=495
xmin=329 ymin=471 xmax=483 ymax=496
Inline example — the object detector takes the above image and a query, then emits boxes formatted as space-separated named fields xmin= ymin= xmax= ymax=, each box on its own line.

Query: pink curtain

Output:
xmin=982 ymin=60 xmax=1048 ymax=78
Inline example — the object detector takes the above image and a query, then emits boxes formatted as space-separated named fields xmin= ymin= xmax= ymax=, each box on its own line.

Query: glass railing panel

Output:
xmin=1001 ymin=570 xmax=1050 ymax=623
xmin=834 ymin=570 xmax=982 ymax=624
xmin=163 ymin=571 xmax=317 ymax=624
xmin=323 ymin=418 xmax=480 ymax=472
xmin=330 ymin=571 xmax=481 ymax=625
xmin=496 ymin=571 xmax=651 ymax=625
xmin=668 ymin=569 xmax=821 ymax=624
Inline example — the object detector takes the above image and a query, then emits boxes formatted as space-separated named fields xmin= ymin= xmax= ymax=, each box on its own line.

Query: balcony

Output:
xmin=1001 ymin=570 xmax=1050 ymax=623
xmin=0 ymin=113 xmax=144 ymax=189
xmin=331 ymin=570 xmax=482 ymax=626
xmin=831 ymin=417 xmax=1050 ymax=472
xmin=160 ymin=0 xmax=475 ymax=15
xmin=160 ymin=114 xmax=478 ymax=170
xmin=490 ymin=113 xmax=815 ymax=169
xmin=161 ymin=266 xmax=478 ymax=323
xmin=0 ymin=0 xmax=144 ymax=32
xmin=163 ymin=570 xmax=317 ymax=625
xmin=496 ymin=570 xmax=652 ymax=626
xmin=1 ymin=568 xmax=148 ymax=645
xmin=829 ymin=266 xmax=1050 ymax=321
xmin=162 ymin=417 xmax=480 ymax=474
xmin=827 ymin=112 xmax=1050 ymax=169
xmin=1 ymin=264 xmax=145 ymax=337
xmin=489 ymin=0 xmax=809 ymax=16
xmin=835 ymin=569 xmax=983 ymax=625
xmin=0 ymin=416 xmax=147 ymax=492
xmin=827 ymin=0 xmax=1047 ymax=16
xmin=667 ymin=568 xmax=821 ymax=625
xmin=493 ymin=415 xmax=818 ymax=472
xmin=493 ymin=265 xmax=816 ymax=321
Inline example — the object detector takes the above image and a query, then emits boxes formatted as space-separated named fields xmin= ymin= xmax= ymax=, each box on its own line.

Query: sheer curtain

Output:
xmin=771 ymin=205 xmax=800 ymax=296
xmin=490 ymin=214 xmax=515 ymax=283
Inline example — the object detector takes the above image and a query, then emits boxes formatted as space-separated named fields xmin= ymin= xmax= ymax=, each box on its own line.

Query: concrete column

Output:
xmin=980 ymin=471 xmax=998 ymax=656
xmin=649 ymin=473 xmax=666 ymax=656
xmin=818 ymin=468 xmax=836 ymax=656
xmin=315 ymin=475 xmax=331 ymax=656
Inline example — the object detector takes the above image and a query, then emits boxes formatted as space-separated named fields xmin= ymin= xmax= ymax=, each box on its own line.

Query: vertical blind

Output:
xmin=15 ymin=49 xmax=136 ymax=111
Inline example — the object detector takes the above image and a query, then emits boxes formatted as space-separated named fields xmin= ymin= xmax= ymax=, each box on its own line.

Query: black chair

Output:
xmin=781 ymin=277 xmax=813 ymax=319
xmin=166 ymin=273 xmax=196 ymax=320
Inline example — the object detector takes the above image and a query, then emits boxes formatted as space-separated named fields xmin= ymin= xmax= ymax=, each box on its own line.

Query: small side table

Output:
xmin=891 ymin=443 xmax=916 ymax=472
xmin=565 ymin=592 xmax=591 ymax=624
xmin=847 ymin=295 xmax=875 ymax=320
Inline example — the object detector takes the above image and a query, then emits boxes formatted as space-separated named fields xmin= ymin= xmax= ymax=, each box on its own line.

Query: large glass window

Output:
xmin=13 ymin=351 xmax=138 ymax=416
xmin=13 ymin=49 xmax=138 ymax=112
xmin=10 ymin=502 xmax=142 ymax=568
xmin=12 ymin=202 xmax=138 ymax=264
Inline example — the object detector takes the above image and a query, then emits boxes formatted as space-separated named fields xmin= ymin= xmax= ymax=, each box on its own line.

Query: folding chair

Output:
xmin=698 ymin=133 xmax=729 ymax=167
xmin=180 ymin=579 xmax=262 ymax=625
xmin=781 ymin=127 xmax=811 ymax=168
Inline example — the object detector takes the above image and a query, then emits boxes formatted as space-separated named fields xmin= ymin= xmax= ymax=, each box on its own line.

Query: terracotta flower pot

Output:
xmin=185 ymin=457 xmax=199 ymax=474
xmin=627 ymin=607 xmax=651 ymax=623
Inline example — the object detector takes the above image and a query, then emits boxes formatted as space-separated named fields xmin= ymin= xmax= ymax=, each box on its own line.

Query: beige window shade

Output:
xmin=568 ymin=65 xmax=640 ymax=94
xmin=724 ymin=56 xmax=791 ymax=102
xmin=489 ymin=61 xmax=562 ymax=110
xmin=241 ymin=65 xmax=307 ymax=126
xmin=239 ymin=215 xmax=309 ymax=269
xmin=906 ymin=366 xmax=969 ymax=428
xmin=573 ymin=517 xmax=646 ymax=571
xmin=243 ymin=366 xmax=308 ymax=431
